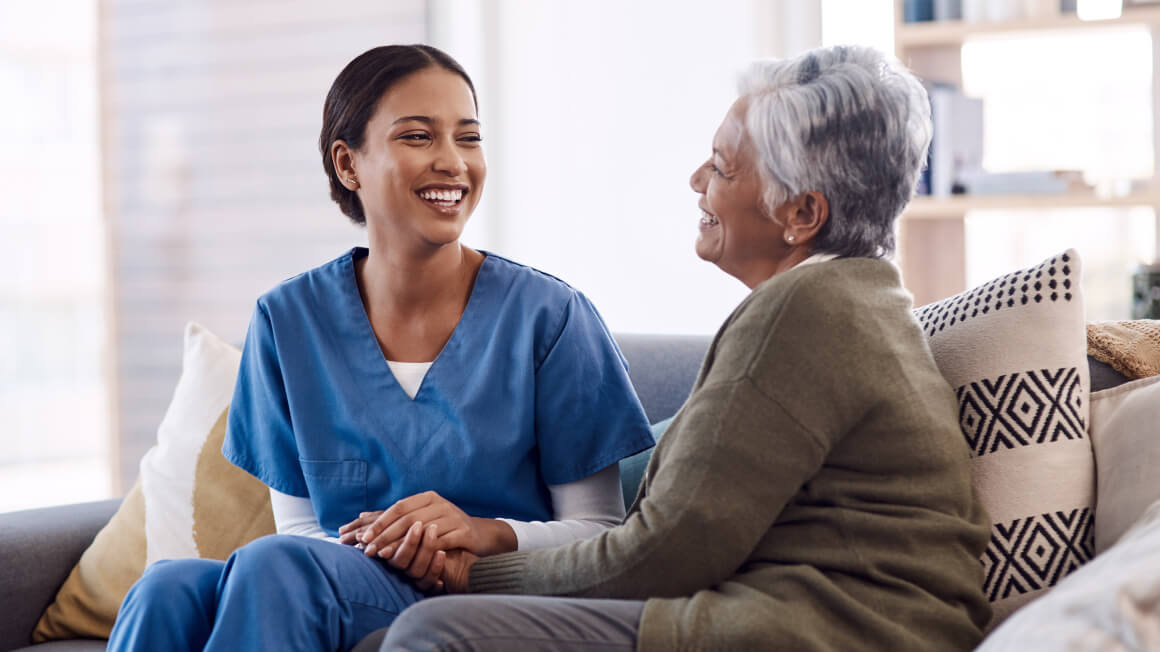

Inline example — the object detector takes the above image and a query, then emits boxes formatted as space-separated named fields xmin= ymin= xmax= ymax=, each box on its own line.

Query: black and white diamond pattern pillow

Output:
xmin=913 ymin=249 xmax=1092 ymax=631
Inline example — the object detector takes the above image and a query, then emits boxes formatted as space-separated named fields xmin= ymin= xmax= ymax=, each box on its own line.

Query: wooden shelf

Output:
xmin=903 ymin=191 xmax=1160 ymax=220
xmin=897 ymin=7 xmax=1160 ymax=47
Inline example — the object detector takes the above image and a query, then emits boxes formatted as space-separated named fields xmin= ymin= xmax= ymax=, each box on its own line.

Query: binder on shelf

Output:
xmin=922 ymin=83 xmax=984 ymax=197
xmin=934 ymin=0 xmax=964 ymax=20
xmin=904 ymin=0 xmax=935 ymax=22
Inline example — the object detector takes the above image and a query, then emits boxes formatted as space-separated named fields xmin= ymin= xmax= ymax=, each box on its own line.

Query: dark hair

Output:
xmin=319 ymin=44 xmax=478 ymax=225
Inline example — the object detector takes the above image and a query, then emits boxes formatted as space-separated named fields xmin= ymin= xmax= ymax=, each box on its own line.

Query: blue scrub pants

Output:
xmin=107 ymin=534 xmax=425 ymax=652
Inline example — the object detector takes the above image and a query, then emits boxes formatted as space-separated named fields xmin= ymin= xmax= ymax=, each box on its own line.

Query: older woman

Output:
xmin=376 ymin=45 xmax=992 ymax=651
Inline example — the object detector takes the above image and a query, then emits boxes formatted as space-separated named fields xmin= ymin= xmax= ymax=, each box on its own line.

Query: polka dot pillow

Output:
xmin=913 ymin=250 xmax=1092 ymax=630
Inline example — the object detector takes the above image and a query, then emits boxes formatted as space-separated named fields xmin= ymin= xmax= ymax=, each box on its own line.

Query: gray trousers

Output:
xmin=356 ymin=595 xmax=645 ymax=652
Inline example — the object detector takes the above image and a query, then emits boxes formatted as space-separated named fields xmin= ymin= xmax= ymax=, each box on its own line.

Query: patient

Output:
xmin=378 ymin=45 xmax=993 ymax=651
xmin=106 ymin=44 xmax=653 ymax=651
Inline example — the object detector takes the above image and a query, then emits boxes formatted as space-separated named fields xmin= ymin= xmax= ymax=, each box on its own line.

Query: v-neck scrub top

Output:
xmin=223 ymin=247 xmax=654 ymax=537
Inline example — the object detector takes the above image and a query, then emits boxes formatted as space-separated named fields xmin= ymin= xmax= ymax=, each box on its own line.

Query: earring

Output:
xmin=786 ymin=234 xmax=796 ymax=244
xmin=348 ymin=177 xmax=358 ymax=189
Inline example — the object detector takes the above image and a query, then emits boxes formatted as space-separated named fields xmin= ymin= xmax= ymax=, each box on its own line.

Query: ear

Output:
xmin=782 ymin=191 xmax=829 ymax=247
xmin=331 ymin=140 xmax=359 ymax=191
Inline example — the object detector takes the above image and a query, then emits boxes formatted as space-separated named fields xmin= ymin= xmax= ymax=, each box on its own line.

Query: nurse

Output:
xmin=107 ymin=44 xmax=654 ymax=651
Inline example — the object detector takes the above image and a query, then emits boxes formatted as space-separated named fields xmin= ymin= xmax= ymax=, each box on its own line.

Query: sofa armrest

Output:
xmin=0 ymin=499 xmax=120 ymax=651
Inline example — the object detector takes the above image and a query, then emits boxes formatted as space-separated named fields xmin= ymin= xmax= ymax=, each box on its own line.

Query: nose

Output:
xmin=432 ymin=138 xmax=468 ymax=176
xmin=690 ymin=160 xmax=709 ymax=193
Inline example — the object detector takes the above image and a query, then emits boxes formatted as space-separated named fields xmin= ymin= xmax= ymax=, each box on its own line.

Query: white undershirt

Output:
xmin=269 ymin=359 xmax=627 ymax=550
xmin=795 ymin=252 xmax=840 ymax=268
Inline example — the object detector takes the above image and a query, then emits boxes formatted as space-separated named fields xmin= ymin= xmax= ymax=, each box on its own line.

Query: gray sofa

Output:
xmin=0 ymin=334 xmax=712 ymax=652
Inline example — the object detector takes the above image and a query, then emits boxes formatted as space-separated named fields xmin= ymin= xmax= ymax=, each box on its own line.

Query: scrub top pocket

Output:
xmin=300 ymin=458 xmax=369 ymax=534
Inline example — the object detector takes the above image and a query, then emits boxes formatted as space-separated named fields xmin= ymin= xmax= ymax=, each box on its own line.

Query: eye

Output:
xmin=710 ymin=162 xmax=728 ymax=179
xmin=457 ymin=134 xmax=483 ymax=145
xmin=399 ymin=132 xmax=431 ymax=142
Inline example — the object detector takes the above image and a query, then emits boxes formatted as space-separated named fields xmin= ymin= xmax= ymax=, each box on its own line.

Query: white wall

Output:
xmin=431 ymin=0 xmax=822 ymax=335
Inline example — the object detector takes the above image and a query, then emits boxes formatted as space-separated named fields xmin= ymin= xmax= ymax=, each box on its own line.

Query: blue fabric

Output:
xmin=223 ymin=247 xmax=654 ymax=537
xmin=108 ymin=536 xmax=425 ymax=652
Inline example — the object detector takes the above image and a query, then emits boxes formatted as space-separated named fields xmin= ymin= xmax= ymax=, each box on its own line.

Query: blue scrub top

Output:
xmin=223 ymin=247 xmax=654 ymax=537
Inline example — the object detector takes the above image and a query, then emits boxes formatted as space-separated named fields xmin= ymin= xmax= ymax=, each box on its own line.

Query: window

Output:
xmin=0 ymin=1 xmax=110 ymax=511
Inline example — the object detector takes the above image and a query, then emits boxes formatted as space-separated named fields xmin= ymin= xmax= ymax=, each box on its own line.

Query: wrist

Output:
xmin=473 ymin=517 xmax=517 ymax=556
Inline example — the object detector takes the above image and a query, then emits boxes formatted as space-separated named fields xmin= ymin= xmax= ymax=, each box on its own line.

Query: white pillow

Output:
xmin=1091 ymin=374 xmax=1160 ymax=554
xmin=913 ymin=249 xmax=1093 ymax=629
xmin=977 ymin=498 xmax=1160 ymax=651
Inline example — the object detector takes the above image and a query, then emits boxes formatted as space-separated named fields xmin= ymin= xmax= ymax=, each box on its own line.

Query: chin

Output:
xmin=694 ymin=241 xmax=719 ymax=264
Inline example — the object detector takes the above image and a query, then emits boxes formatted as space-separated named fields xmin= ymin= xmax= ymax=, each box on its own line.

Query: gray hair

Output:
xmin=738 ymin=45 xmax=931 ymax=259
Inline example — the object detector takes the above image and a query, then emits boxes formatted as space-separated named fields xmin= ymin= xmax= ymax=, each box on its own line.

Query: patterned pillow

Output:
xmin=913 ymin=249 xmax=1093 ymax=630
xmin=32 ymin=323 xmax=275 ymax=641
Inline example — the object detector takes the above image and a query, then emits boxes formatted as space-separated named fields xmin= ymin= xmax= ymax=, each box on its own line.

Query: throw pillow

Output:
xmin=1090 ymin=374 xmax=1160 ymax=554
xmin=976 ymin=498 xmax=1160 ymax=651
xmin=913 ymin=249 xmax=1093 ymax=629
xmin=33 ymin=323 xmax=275 ymax=641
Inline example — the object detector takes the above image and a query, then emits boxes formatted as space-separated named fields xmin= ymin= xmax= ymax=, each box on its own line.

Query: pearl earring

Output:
xmin=786 ymin=235 xmax=795 ymax=244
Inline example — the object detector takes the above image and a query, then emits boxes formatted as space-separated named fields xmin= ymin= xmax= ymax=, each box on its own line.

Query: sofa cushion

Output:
xmin=1090 ymin=374 xmax=1160 ymax=554
xmin=913 ymin=249 xmax=1093 ymax=629
xmin=32 ymin=323 xmax=274 ymax=642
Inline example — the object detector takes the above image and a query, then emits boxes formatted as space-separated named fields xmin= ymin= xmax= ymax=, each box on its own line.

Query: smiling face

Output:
xmin=689 ymin=98 xmax=789 ymax=287
xmin=344 ymin=66 xmax=485 ymax=250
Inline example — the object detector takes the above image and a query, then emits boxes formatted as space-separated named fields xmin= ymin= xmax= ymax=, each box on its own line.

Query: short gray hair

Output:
xmin=738 ymin=45 xmax=931 ymax=259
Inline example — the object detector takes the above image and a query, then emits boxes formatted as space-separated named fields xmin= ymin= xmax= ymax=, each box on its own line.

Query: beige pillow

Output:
xmin=33 ymin=323 xmax=275 ymax=641
xmin=1091 ymin=374 xmax=1160 ymax=554
xmin=913 ymin=249 xmax=1093 ymax=629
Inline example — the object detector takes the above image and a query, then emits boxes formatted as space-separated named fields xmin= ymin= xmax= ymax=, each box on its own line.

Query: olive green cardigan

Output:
xmin=470 ymin=258 xmax=991 ymax=651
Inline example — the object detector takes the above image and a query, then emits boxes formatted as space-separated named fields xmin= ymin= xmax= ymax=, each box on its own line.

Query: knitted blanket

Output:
xmin=1086 ymin=320 xmax=1160 ymax=380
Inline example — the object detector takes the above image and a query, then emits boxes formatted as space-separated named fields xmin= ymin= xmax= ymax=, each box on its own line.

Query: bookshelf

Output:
xmin=894 ymin=1 xmax=1160 ymax=306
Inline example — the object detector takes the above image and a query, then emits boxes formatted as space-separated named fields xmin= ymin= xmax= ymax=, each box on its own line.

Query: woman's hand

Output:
xmin=439 ymin=548 xmax=478 ymax=594
xmin=384 ymin=520 xmax=448 ymax=593
xmin=337 ymin=491 xmax=517 ymax=557
xmin=377 ymin=527 xmax=477 ymax=594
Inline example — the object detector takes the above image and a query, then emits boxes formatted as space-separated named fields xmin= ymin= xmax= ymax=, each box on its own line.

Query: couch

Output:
xmin=0 ymin=328 xmax=1138 ymax=652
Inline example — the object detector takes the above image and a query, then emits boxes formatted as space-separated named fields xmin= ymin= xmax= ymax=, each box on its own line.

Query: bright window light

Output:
xmin=1077 ymin=0 xmax=1123 ymax=21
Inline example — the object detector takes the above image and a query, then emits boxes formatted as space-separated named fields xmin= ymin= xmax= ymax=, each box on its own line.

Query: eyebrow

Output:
xmin=392 ymin=116 xmax=481 ymax=127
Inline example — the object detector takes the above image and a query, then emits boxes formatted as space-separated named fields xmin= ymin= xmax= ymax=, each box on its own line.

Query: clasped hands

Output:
xmin=338 ymin=490 xmax=500 ymax=594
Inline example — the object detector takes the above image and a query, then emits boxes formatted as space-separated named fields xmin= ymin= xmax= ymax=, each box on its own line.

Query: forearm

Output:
xmin=498 ymin=464 xmax=626 ymax=550
xmin=269 ymin=488 xmax=338 ymax=542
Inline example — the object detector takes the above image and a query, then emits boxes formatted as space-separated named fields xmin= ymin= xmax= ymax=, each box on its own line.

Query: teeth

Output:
xmin=700 ymin=210 xmax=718 ymax=226
xmin=418 ymin=188 xmax=465 ymax=203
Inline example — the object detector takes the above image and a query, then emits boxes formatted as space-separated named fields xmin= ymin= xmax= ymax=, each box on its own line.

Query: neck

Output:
xmin=739 ymin=247 xmax=813 ymax=289
xmin=358 ymin=238 xmax=480 ymax=316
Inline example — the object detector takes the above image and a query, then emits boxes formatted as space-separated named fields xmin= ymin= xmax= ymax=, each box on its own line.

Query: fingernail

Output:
xmin=365 ymin=544 xmax=377 ymax=556
xmin=381 ymin=546 xmax=394 ymax=558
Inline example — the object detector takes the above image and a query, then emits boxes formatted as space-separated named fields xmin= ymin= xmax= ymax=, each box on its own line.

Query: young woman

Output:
xmin=107 ymin=44 xmax=653 ymax=651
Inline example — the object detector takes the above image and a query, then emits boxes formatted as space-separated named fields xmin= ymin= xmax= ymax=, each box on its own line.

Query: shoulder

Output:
xmin=748 ymin=257 xmax=905 ymax=316
xmin=255 ymin=248 xmax=356 ymax=316
xmin=712 ymin=258 xmax=915 ymax=376
xmin=482 ymin=251 xmax=581 ymax=303
xmin=480 ymin=251 xmax=595 ymax=326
